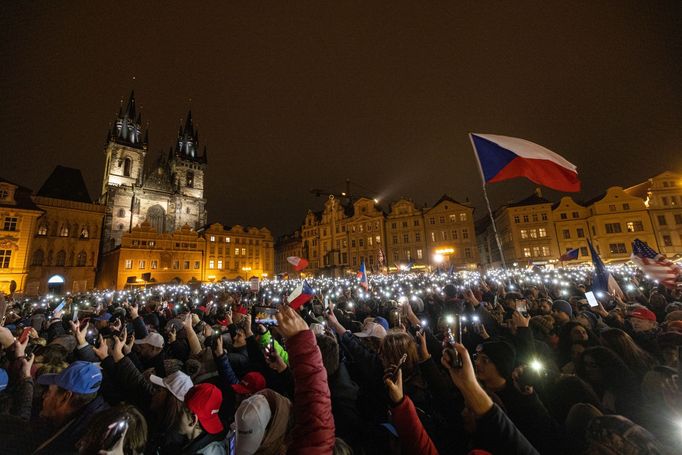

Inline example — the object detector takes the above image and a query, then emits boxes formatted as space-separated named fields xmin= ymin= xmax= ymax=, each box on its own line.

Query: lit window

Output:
xmin=235 ymin=248 xmax=240 ymax=255
xmin=125 ymin=259 xmax=133 ymax=269
xmin=530 ymin=229 xmax=538 ymax=239
xmin=38 ymin=224 xmax=48 ymax=236
xmin=430 ymin=232 xmax=436 ymax=242
xmin=218 ymin=260 xmax=223 ymax=269
xmin=532 ymin=246 xmax=541 ymax=257
xmin=523 ymin=247 xmax=531 ymax=258
xmin=139 ymin=260 xmax=145 ymax=269
xmin=449 ymin=214 xmax=456 ymax=222
xmin=80 ymin=227 xmax=89 ymax=239
xmin=417 ymin=249 xmax=423 ymax=259
xmin=520 ymin=229 xmax=528 ymax=239
xmin=210 ymin=236 xmax=215 ymax=242
xmin=460 ymin=213 xmax=467 ymax=221
xmin=209 ymin=260 xmax=215 ymax=269
xmin=375 ymin=235 xmax=381 ymax=244
xmin=59 ymin=225 xmax=69 ymax=237
xmin=226 ymin=237 xmax=231 ymax=243
xmin=241 ymin=248 xmax=246 ymax=255
xmin=542 ymin=246 xmax=550 ymax=256
xmin=151 ymin=260 xmax=158 ymax=269
xmin=0 ymin=249 xmax=12 ymax=268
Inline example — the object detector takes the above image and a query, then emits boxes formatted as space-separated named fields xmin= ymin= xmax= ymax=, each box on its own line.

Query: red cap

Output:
xmin=236 ymin=306 xmax=248 ymax=315
xmin=197 ymin=305 xmax=208 ymax=314
xmin=231 ymin=372 xmax=266 ymax=395
xmin=185 ymin=383 xmax=224 ymax=434
xmin=630 ymin=307 xmax=657 ymax=322
xmin=218 ymin=318 xmax=229 ymax=327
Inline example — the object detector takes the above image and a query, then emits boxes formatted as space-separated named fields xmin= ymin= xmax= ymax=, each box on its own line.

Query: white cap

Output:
xmin=149 ymin=370 xmax=193 ymax=401
xmin=235 ymin=394 xmax=272 ymax=455
xmin=353 ymin=321 xmax=387 ymax=339
xmin=134 ymin=332 xmax=164 ymax=349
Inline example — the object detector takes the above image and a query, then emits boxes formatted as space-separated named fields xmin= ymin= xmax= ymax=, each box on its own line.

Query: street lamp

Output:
xmin=433 ymin=254 xmax=444 ymax=264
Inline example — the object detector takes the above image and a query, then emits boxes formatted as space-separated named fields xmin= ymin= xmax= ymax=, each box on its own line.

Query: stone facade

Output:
xmin=100 ymin=92 xmax=207 ymax=252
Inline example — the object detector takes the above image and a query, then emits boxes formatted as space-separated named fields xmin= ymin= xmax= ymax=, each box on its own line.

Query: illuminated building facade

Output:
xmin=274 ymin=230 xmax=303 ymax=276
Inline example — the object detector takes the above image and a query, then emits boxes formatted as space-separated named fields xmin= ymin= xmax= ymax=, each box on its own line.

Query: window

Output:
xmin=572 ymin=211 xmax=579 ymax=219
xmin=542 ymin=246 xmax=550 ymax=256
xmin=465 ymin=247 xmax=472 ymax=258
xmin=376 ymin=236 xmax=381 ymax=244
xmin=149 ymin=240 xmax=155 ymax=247
xmin=194 ymin=261 xmax=201 ymax=269
xmin=403 ymin=233 xmax=409 ymax=243
xmin=241 ymin=248 xmax=246 ymax=256
xmin=532 ymin=246 xmax=541 ymax=257
xmin=662 ymin=197 xmax=669 ymax=206
xmin=514 ymin=216 xmax=520 ymax=224
xmin=451 ymin=230 xmax=457 ymax=240
xmin=626 ymin=221 xmax=643 ymax=232
xmin=462 ymin=229 xmax=469 ymax=239
xmin=663 ymin=235 xmax=673 ymax=247
xmin=139 ymin=260 xmax=145 ymax=269
xmin=413 ymin=219 xmax=420 ymax=227
xmin=0 ymin=189 xmax=8 ymax=200
xmin=530 ymin=229 xmax=538 ymax=239
xmin=560 ymin=213 xmax=567 ymax=220
xmin=151 ymin=260 xmax=158 ymax=269
xmin=31 ymin=249 xmax=44 ymax=266
xmin=449 ymin=214 xmax=456 ymax=222
xmin=392 ymin=235 xmax=398 ymax=245
xmin=541 ymin=213 xmax=548 ymax=221
xmin=183 ymin=260 xmax=190 ymax=269
xmin=217 ymin=259 xmax=223 ymax=269
xmin=658 ymin=215 xmax=667 ymax=226
xmin=523 ymin=215 xmax=529 ymax=223
xmin=622 ymin=203 xmax=630 ymax=210
xmin=118 ymin=224 xmax=124 ymax=231
xmin=209 ymin=260 xmax=215 ymax=269
xmin=429 ymin=217 xmax=435 ymax=225
xmin=577 ymin=228 xmax=585 ymax=238
xmin=608 ymin=243 xmax=627 ymax=254
xmin=173 ymin=260 xmax=179 ymax=270
xmin=440 ymin=231 xmax=447 ymax=241
xmin=123 ymin=158 xmax=132 ymax=177
xmin=210 ymin=236 xmax=215 ymax=242
xmin=186 ymin=207 xmax=190 ymax=214
xmin=605 ymin=223 xmax=622 ymax=233
xmin=532 ymin=214 xmax=538 ymax=222
xmin=562 ymin=229 xmax=571 ymax=239
xmin=580 ymin=247 xmax=588 ymax=256
xmin=539 ymin=228 xmax=547 ymax=238
xmin=523 ymin=247 xmax=531 ymax=258
xmin=405 ymin=249 xmax=411 ymax=260
xmin=460 ymin=213 xmax=467 ymax=221
xmin=359 ymin=239 xmax=364 ymax=247
xmin=520 ymin=229 xmax=528 ymax=239
xmin=591 ymin=225 xmax=596 ymax=236
xmin=402 ymin=221 xmax=408 ymax=228
xmin=3 ymin=217 xmax=17 ymax=231
xmin=38 ymin=224 xmax=48 ymax=236
xmin=80 ymin=227 xmax=89 ymax=239
xmin=56 ymin=250 xmax=66 ymax=266
xmin=675 ymin=214 xmax=682 ymax=225
xmin=186 ymin=171 xmax=194 ymax=188
xmin=608 ymin=204 xmax=616 ymax=211
xmin=235 ymin=248 xmax=240 ymax=255
xmin=352 ymin=256 xmax=357 ymax=266
xmin=226 ymin=237 xmax=231 ymax=243
xmin=417 ymin=249 xmax=423 ymax=259
xmin=125 ymin=259 xmax=133 ymax=269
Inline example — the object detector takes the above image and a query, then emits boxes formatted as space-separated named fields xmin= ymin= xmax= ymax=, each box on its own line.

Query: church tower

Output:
xmin=169 ymin=110 xmax=208 ymax=230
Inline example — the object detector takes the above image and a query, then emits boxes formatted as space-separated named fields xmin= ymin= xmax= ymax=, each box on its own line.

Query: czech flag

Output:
xmin=559 ymin=248 xmax=580 ymax=261
xmin=287 ymin=280 xmax=314 ymax=310
xmin=286 ymin=256 xmax=309 ymax=272
xmin=357 ymin=260 xmax=369 ymax=290
xmin=470 ymin=133 xmax=580 ymax=192
xmin=588 ymin=239 xmax=624 ymax=299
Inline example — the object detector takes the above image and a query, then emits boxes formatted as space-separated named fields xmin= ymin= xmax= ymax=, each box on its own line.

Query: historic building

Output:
xmin=100 ymin=91 xmax=207 ymax=252
xmin=274 ymin=230 xmax=304 ymax=276
xmin=386 ymin=198 xmax=427 ymax=270
xmin=423 ymin=195 xmax=478 ymax=269
xmin=0 ymin=178 xmax=42 ymax=294
xmin=26 ymin=166 xmax=105 ymax=294
xmin=97 ymin=222 xmax=274 ymax=289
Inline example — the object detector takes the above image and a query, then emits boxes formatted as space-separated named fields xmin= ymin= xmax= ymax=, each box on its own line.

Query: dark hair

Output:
xmin=77 ymin=404 xmax=148 ymax=455
xmin=316 ymin=333 xmax=340 ymax=376
xmin=576 ymin=346 xmax=639 ymax=402
xmin=57 ymin=387 xmax=98 ymax=409
xmin=544 ymin=375 xmax=602 ymax=424
xmin=558 ymin=322 xmax=597 ymax=366
xmin=599 ymin=328 xmax=656 ymax=379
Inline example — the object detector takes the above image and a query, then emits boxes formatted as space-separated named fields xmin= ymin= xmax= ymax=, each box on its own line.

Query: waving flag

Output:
xmin=559 ymin=248 xmax=580 ymax=262
xmin=286 ymin=256 xmax=309 ymax=272
xmin=631 ymin=239 xmax=681 ymax=288
xmin=470 ymin=133 xmax=580 ymax=192
xmin=357 ymin=260 xmax=369 ymax=290
xmin=287 ymin=280 xmax=314 ymax=310
xmin=377 ymin=248 xmax=385 ymax=266
xmin=588 ymin=239 xmax=624 ymax=298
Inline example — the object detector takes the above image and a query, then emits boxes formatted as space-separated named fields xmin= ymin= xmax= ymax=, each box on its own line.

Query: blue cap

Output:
xmin=0 ymin=368 xmax=8 ymax=392
xmin=374 ymin=316 xmax=389 ymax=331
xmin=93 ymin=312 xmax=112 ymax=322
xmin=37 ymin=361 xmax=102 ymax=394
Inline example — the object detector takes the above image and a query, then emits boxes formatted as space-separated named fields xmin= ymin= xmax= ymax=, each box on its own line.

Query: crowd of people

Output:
xmin=0 ymin=264 xmax=681 ymax=454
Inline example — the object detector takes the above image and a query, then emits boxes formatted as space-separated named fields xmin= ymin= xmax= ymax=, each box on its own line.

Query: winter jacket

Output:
xmin=181 ymin=430 xmax=228 ymax=455
xmin=391 ymin=396 xmax=439 ymax=455
xmin=328 ymin=362 xmax=363 ymax=448
xmin=286 ymin=329 xmax=335 ymax=455
xmin=260 ymin=330 xmax=289 ymax=365
xmin=472 ymin=403 xmax=540 ymax=455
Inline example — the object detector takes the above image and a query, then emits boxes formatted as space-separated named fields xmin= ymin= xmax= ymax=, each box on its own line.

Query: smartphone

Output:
xmin=443 ymin=315 xmax=463 ymax=368
xmin=101 ymin=418 xmax=129 ymax=451
xmin=585 ymin=291 xmax=599 ymax=308
xmin=389 ymin=353 xmax=408 ymax=381
xmin=18 ymin=327 xmax=32 ymax=344
xmin=52 ymin=300 xmax=67 ymax=317
xmin=254 ymin=306 xmax=278 ymax=326
xmin=516 ymin=302 xmax=528 ymax=315
xmin=266 ymin=339 xmax=277 ymax=362
xmin=72 ymin=307 xmax=79 ymax=322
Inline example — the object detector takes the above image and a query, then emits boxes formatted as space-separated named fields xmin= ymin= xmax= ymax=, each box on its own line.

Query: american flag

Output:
xmin=631 ymin=239 xmax=681 ymax=288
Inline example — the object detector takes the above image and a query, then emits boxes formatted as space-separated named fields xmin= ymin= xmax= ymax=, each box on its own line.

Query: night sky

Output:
xmin=2 ymin=2 xmax=681 ymax=237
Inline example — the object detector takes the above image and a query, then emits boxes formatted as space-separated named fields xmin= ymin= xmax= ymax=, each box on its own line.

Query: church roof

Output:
xmin=37 ymin=166 xmax=92 ymax=203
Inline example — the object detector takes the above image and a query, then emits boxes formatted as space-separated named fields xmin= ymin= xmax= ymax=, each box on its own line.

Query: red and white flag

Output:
xmin=286 ymin=256 xmax=309 ymax=272
xmin=631 ymin=239 xmax=681 ymax=288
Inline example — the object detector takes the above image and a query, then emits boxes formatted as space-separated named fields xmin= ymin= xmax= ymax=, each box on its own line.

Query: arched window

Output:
xmin=117 ymin=223 xmax=124 ymax=231
xmin=76 ymin=250 xmax=87 ymax=266
xmin=186 ymin=171 xmax=194 ymax=188
xmin=31 ymin=249 xmax=44 ymax=266
xmin=123 ymin=158 xmax=132 ymax=177
xmin=56 ymin=250 xmax=66 ymax=266
xmin=59 ymin=225 xmax=69 ymax=237
xmin=118 ymin=209 xmax=126 ymax=218
xmin=146 ymin=205 xmax=166 ymax=233
xmin=37 ymin=224 xmax=48 ymax=236
xmin=80 ymin=226 xmax=89 ymax=239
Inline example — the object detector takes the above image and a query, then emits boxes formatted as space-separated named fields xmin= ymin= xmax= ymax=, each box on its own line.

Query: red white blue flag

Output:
xmin=287 ymin=280 xmax=314 ymax=310
xmin=357 ymin=260 xmax=369 ymax=290
xmin=470 ymin=133 xmax=580 ymax=192
xmin=631 ymin=239 xmax=681 ymax=288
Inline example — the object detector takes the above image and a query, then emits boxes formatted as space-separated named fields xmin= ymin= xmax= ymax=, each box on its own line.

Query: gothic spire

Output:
xmin=107 ymin=89 xmax=144 ymax=149
xmin=174 ymin=109 xmax=202 ymax=162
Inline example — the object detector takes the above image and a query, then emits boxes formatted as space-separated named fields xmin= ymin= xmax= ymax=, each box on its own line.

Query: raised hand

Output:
xmin=384 ymin=368 xmax=404 ymax=404
xmin=244 ymin=313 xmax=253 ymax=337
xmin=20 ymin=354 xmax=34 ymax=379
xmin=93 ymin=335 xmax=109 ymax=360
xmin=265 ymin=345 xmax=287 ymax=373
xmin=275 ymin=305 xmax=309 ymax=339
xmin=112 ymin=328 xmax=126 ymax=362
xmin=129 ymin=302 xmax=139 ymax=320
xmin=214 ymin=332 xmax=224 ymax=357
xmin=415 ymin=330 xmax=430 ymax=361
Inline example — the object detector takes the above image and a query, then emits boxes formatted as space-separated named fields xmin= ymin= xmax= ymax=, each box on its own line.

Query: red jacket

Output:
xmin=391 ymin=396 xmax=440 ymax=455
xmin=286 ymin=330 xmax=336 ymax=454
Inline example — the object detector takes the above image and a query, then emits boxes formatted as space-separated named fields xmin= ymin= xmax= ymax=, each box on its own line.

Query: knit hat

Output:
xmin=577 ymin=311 xmax=598 ymax=330
xmin=629 ymin=307 xmax=656 ymax=322
xmin=479 ymin=341 xmax=516 ymax=379
xmin=552 ymin=300 xmax=573 ymax=318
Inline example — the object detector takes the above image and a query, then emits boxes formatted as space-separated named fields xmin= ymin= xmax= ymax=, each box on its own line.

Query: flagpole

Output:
xmin=469 ymin=133 xmax=507 ymax=269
